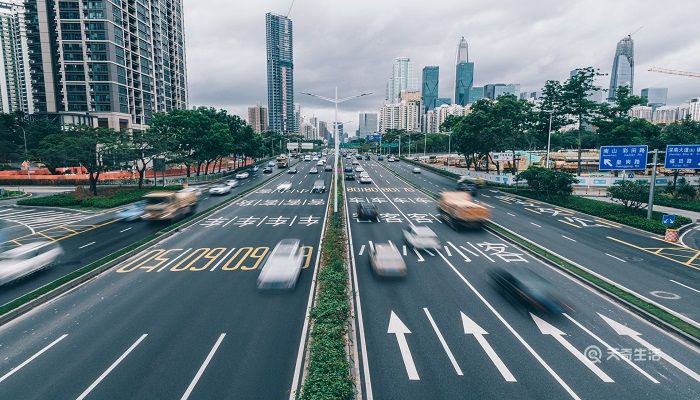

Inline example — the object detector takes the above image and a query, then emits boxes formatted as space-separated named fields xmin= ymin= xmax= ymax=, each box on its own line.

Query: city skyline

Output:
xmin=183 ymin=0 xmax=700 ymax=133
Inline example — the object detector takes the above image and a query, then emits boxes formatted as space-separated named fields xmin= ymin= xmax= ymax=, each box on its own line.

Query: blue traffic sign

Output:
xmin=662 ymin=214 xmax=676 ymax=225
xmin=598 ymin=145 xmax=648 ymax=171
xmin=664 ymin=145 xmax=700 ymax=169
xmin=366 ymin=134 xmax=382 ymax=143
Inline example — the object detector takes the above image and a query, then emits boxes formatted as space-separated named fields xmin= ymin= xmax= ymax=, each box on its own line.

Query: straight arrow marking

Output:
xmin=461 ymin=312 xmax=516 ymax=382
xmin=531 ymin=314 xmax=614 ymax=383
xmin=388 ymin=311 xmax=419 ymax=380
xmin=423 ymin=308 xmax=463 ymax=376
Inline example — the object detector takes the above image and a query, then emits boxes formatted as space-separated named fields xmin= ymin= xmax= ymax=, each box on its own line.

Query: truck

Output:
xmin=437 ymin=191 xmax=490 ymax=230
xmin=276 ymin=154 xmax=289 ymax=168
xmin=141 ymin=191 xmax=198 ymax=221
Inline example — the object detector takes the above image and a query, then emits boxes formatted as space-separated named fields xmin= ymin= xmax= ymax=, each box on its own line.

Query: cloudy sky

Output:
xmin=183 ymin=0 xmax=700 ymax=132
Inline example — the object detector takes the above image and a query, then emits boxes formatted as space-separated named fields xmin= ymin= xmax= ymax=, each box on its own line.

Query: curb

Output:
xmin=0 ymin=192 xmax=29 ymax=201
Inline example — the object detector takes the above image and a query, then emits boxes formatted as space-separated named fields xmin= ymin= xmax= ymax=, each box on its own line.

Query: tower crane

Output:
xmin=648 ymin=67 xmax=700 ymax=78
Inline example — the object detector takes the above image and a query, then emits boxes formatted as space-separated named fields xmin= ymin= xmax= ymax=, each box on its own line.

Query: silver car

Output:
xmin=0 ymin=242 xmax=64 ymax=286
xmin=257 ymin=239 xmax=304 ymax=289
xmin=369 ymin=243 xmax=407 ymax=277
xmin=403 ymin=226 xmax=440 ymax=250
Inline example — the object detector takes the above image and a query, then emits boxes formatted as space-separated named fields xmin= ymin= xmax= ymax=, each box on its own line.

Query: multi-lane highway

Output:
xmin=0 ymin=158 xmax=331 ymax=399
xmin=346 ymin=157 xmax=699 ymax=400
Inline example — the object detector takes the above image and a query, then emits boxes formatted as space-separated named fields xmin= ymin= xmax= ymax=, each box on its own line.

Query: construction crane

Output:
xmin=648 ymin=67 xmax=700 ymax=78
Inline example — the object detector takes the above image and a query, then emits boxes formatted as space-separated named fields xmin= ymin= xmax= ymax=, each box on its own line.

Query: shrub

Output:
xmin=607 ymin=181 xmax=649 ymax=209
xmin=516 ymin=167 xmax=576 ymax=198
xmin=17 ymin=185 xmax=182 ymax=209
xmin=673 ymin=178 xmax=697 ymax=200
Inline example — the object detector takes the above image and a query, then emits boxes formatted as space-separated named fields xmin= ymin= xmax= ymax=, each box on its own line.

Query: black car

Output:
xmin=262 ymin=166 xmax=273 ymax=174
xmin=344 ymin=166 xmax=353 ymax=173
xmin=377 ymin=155 xmax=384 ymax=161
xmin=489 ymin=267 xmax=565 ymax=314
xmin=365 ymin=155 xmax=371 ymax=160
xmin=357 ymin=203 xmax=378 ymax=221
xmin=345 ymin=172 xmax=355 ymax=180
xmin=288 ymin=168 xmax=298 ymax=174
xmin=456 ymin=181 xmax=477 ymax=196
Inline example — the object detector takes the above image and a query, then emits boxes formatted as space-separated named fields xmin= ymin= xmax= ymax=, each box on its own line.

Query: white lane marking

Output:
xmin=256 ymin=216 xmax=268 ymax=226
xmin=423 ymin=308 xmax=463 ymax=375
xmin=368 ymin=241 xmax=375 ymax=252
xmin=507 ymin=212 xmax=516 ymax=217
xmin=79 ymin=241 xmax=96 ymax=249
xmin=444 ymin=246 xmax=452 ymax=257
xmin=386 ymin=180 xmax=391 ymax=184
xmin=402 ymin=245 xmax=407 ymax=256
xmin=605 ymin=253 xmax=627 ymax=263
xmin=467 ymin=243 xmax=494 ymax=262
xmin=530 ymin=222 xmax=542 ymax=228
xmin=119 ymin=227 xmax=132 ymax=233
xmin=180 ymin=333 xmax=226 ymax=400
xmin=563 ymin=314 xmax=658 ymax=384
xmin=562 ymin=235 xmax=577 ymax=242
xmin=76 ymin=334 xmax=148 ymax=400
xmin=433 ymin=250 xmax=580 ymax=399
xmin=480 ymin=194 xmax=491 ymax=198
xmin=388 ymin=311 xmax=420 ymax=380
xmin=460 ymin=312 xmax=516 ymax=382
xmin=210 ymin=248 xmax=236 ymax=272
xmin=413 ymin=248 xmax=425 ymax=262
xmin=358 ymin=245 xmax=366 ymax=256
xmin=446 ymin=242 xmax=471 ymax=262
xmin=0 ymin=334 xmax=68 ymax=383
xmin=669 ymin=279 xmax=700 ymax=293
xmin=459 ymin=245 xmax=479 ymax=258
xmin=157 ymin=248 xmax=190 ymax=272
xmin=424 ymin=249 xmax=435 ymax=256
xmin=289 ymin=216 xmax=297 ymax=226
xmin=429 ymin=213 xmax=442 ymax=223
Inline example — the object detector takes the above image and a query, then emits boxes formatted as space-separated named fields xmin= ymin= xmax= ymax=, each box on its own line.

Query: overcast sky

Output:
xmin=183 ymin=0 xmax=700 ymax=132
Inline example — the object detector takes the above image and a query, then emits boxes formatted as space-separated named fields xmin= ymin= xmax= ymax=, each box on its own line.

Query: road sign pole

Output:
xmin=647 ymin=149 xmax=658 ymax=220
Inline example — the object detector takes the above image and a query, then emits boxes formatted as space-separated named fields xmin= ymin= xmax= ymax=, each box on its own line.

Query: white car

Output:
xmin=352 ymin=160 xmax=360 ymax=165
xmin=0 ymin=242 xmax=64 ymax=286
xmin=257 ymin=239 xmax=304 ymax=289
xmin=225 ymin=179 xmax=239 ymax=187
xmin=316 ymin=160 xmax=324 ymax=166
xmin=235 ymin=171 xmax=250 ymax=179
xmin=359 ymin=175 xmax=372 ymax=184
xmin=309 ymin=167 xmax=319 ymax=174
xmin=402 ymin=226 xmax=440 ymax=250
xmin=209 ymin=184 xmax=231 ymax=195
xmin=268 ymin=161 xmax=276 ymax=167
xmin=369 ymin=243 xmax=407 ymax=277
xmin=412 ymin=167 xmax=421 ymax=174
xmin=312 ymin=156 xmax=319 ymax=161
xmin=277 ymin=181 xmax=292 ymax=192
xmin=387 ymin=157 xmax=395 ymax=162
xmin=304 ymin=155 xmax=311 ymax=161
xmin=355 ymin=166 xmax=364 ymax=172
xmin=312 ymin=179 xmax=326 ymax=193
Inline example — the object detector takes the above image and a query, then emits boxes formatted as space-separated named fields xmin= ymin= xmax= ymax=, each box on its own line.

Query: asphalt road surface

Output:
xmin=346 ymin=157 xmax=699 ymax=400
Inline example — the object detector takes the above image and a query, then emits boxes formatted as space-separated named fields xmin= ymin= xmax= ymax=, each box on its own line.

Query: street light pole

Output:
xmin=545 ymin=112 xmax=553 ymax=168
xmin=18 ymin=126 xmax=30 ymax=180
xmin=647 ymin=149 xmax=660 ymax=220
xmin=424 ymin=133 xmax=427 ymax=157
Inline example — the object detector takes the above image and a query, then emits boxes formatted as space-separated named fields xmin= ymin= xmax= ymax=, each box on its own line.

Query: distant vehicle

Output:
xmin=352 ymin=160 xmax=360 ymax=165
xmin=209 ymin=184 xmax=231 ymax=195
xmin=257 ymin=239 xmax=304 ymax=290
xmin=309 ymin=167 xmax=319 ymax=174
xmin=437 ymin=191 xmax=490 ymax=229
xmin=387 ymin=157 xmax=395 ymax=162
xmin=324 ymin=164 xmax=333 ymax=172
xmin=288 ymin=167 xmax=298 ymax=174
xmin=117 ymin=200 xmax=146 ymax=222
xmin=225 ymin=179 xmax=239 ymax=187
xmin=268 ymin=161 xmax=276 ymax=167
xmin=344 ymin=166 xmax=353 ymax=173
xmin=312 ymin=156 xmax=319 ymax=161
xmin=304 ymin=155 xmax=312 ymax=162
xmin=142 ymin=191 xmax=198 ymax=221
xmin=377 ymin=155 xmax=384 ymax=161
xmin=365 ymin=155 xmax=371 ymax=160
xmin=355 ymin=166 xmax=364 ymax=172
xmin=345 ymin=172 xmax=356 ymax=180
xmin=178 ymin=187 xmax=204 ymax=199
xmin=402 ymin=225 xmax=440 ymax=250
xmin=412 ymin=167 xmax=421 ymax=173
xmin=251 ymin=165 xmax=259 ymax=172
xmin=369 ymin=243 xmax=407 ymax=277
xmin=458 ymin=175 xmax=486 ymax=188
xmin=263 ymin=166 xmax=273 ymax=174
xmin=357 ymin=203 xmax=378 ymax=221
xmin=277 ymin=181 xmax=292 ymax=191
xmin=235 ymin=171 xmax=249 ymax=179
xmin=489 ymin=267 xmax=565 ymax=314
xmin=355 ymin=155 xmax=362 ymax=160
xmin=0 ymin=241 xmax=64 ymax=286
xmin=276 ymin=154 xmax=289 ymax=168
xmin=359 ymin=175 xmax=372 ymax=184
xmin=456 ymin=181 xmax=477 ymax=196
xmin=412 ymin=157 xmax=419 ymax=161
xmin=316 ymin=160 xmax=324 ymax=166
xmin=312 ymin=179 xmax=326 ymax=193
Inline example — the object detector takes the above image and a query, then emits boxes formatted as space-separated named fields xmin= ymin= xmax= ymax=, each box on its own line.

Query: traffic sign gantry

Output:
xmin=599 ymin=145 xmax=648 ymax=171
xmin=664 ymin=145 xmax=700 ymax=169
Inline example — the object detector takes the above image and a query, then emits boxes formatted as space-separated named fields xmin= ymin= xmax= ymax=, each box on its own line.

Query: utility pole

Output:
xmin=647 ymin=149 xmax=660 ymax=220
xmin=545 ymin=112 xmax=553 ymax=168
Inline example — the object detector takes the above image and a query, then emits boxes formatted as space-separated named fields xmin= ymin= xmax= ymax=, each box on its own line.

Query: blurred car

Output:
xmin=456 ymin=181 xmax=477 ymax=196
xmin=345 ymin=172 xmax=356 ymax=180
xmin=412 ymin=167 xmax=421 ymax=173
xmin=365 ymin=155 xmax=371 ymax=160
xmin=235 ymin=171 xmax=250 ymax=179
xmin=251 ymin=165 xmax=259 ymax=172
xmin=117 ymin=200 xmax=146 ymax=221
xmin=355 ymin=166 xmax=364 ymax=172
xmin=257 ymin=239 xmax=304 ymax=290
xmin=458 ymin=176 xmax=486 ymax=188
xmin=352 ymin=160 xmax=360 ymax=165
xmin=263 ymin=166 xmax=273 ymax=174
xmin=225 ymin=179 xmax=239 ymax=188
xmin=304 ymin=155 xmax=311 ymax=161
xmin=309 ymin=167 xmax=319 ymax=174
xmin=209 ymin=184 xmax=231 ymax=195
xmin=369 ymin=243 xmax=407 ymax=277
xmin=324 ymin=165 xmax=333 ymax=172
xmin=277 ymin=181 xmax=292 ymax=191
xmin=489 ymin=267 xmax=566 ymax=314
xmin=387 ymin=157 xmax=395 ymax=162
xmin=344 ymin=166 xmax=353 ymax=173
xmin=268 ymin=161 xmax=276 ymax=167
xmin=377 ymin=155 xmax=384 ymax=161
xmin=312 ymin=179 xmax=326 ymax=193
xmin=357 ymin=203 xmax=378 ymax=221
xmin=359 ymin=175 xmax=372 ymax=184
xmin=312 ymin=156 xmax=319 ymax=161
xmin=402 ymin=225 xmax=440 ymax=250
xmin=316 ymin=160 xmax=324 ymax=166
xmin=178 ymin=187 xmax=203 ymax=199
xmin=288 ymin=168 xmax=298 ymax=174
xmin=0 ymin=242 xmax=64 ymax=286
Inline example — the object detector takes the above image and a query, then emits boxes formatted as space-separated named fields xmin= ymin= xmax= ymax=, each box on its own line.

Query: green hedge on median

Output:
xmin=300 ymin=163 xmax=354 ymax=400
xmin=17 ymin=185 xmax=182 ymax=209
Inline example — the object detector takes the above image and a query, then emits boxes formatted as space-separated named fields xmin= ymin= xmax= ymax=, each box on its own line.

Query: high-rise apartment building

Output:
xmin=358 ymin=112 xmax=378 ymax=138
xmin=247 ymin=104 xmax=268 ymax=133
xmin=24 ymin=0 xmax=187 ymax=130
xmin=0 ymin=1 xmax=31 ymax=114
xmin=266 ymin=12 xmax=295 ymax=134
xmin=421 ymin=66 xmax=439 ymax=113
xmin=608 ymin=35 xmax=634 ymax=101
xmin=454 ymin=37 xmax=474 ymax=106
xmin=641 ymin=88 xmax=668 ymax=108
xmin=385 ymin=57 xmax=416 ymax=103
xmin=629 ymin=105 xmax=653 ymax=122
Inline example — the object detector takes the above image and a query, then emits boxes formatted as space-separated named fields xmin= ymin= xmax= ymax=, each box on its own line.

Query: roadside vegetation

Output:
xmin=17 ymin=185 xmax=182 ymax=209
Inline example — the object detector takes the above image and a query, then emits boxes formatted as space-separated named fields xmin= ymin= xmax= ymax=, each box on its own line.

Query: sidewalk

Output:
xmin=581 ymin=195 xmax=700 ymax=222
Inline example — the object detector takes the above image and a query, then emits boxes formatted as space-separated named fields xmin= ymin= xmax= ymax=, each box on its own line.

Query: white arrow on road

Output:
xmin=461 ymin=312 xmax=516 ymax=382
xmin=531 ymin=313 xmax=614 ymax=383
xmin=388 ymin=311 xmax=419 ymax=380
xmin=598 ymin=313 xmax=700 ymax=382
xmin=604 ymin=159 xmax=613 ymax=167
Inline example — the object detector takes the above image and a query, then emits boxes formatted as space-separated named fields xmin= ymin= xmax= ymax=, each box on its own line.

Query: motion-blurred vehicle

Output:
xmin=225 ymin=179 xmax=239 ymax=187
xmin=309 ymin=167 xmax=319 ymax=174
xmin=263 ymin=166 xmax=273 ymax=174
xmin=117 ymin=200 xmax=146 ymax=221
xmin=288 ymin=167 xmax=298 ymax=174
xmin=178 ymin=187 xmax=204 ymax=199
xmin=324 ymin=165 xmax=333 ymax=172
xmin=369 ymin=243 xmax=407 ymax=277
xmin=268 ymin=161 xmax=276 ymax=167
xmin=345 ymin=172 xmax=356 ymax=180
xmin=402 ymin=226 xmax=440 ymax=250
xmin=412 ymin=167 xmax=421 ymax=173
xmin=357 ymin=203 xmax=378 ymax=221
xmin=458 ymin=176 xmax=486 ymax=188
xmin=209 ymin=184 xmax=231 ymax=195
xmin=235 ymin=171 xmax=249 ymax=179
xmin=365 ymin=155 xmax=371 ymax=160
xmin=387 ymin=157 xmax=395 ymax=162
xmin=456 ymin=180 xmax=477 ymax=196
xmin=0 ymin=242 xmax=64 ymax=286
xmin=251 ymin=165 xmax=259 ymax=173
xmin=312 ymin=179 xmax=326 ymax=193
xmin=277 ymin=181 xmax=292 ymax=192
xmin=142 ymin=191 xmax=198 ymax=221
xmin=489 ymin=267 xmax=565 ymax=314
xmin=377 ymin=155 xmax=384 ymax=161
xmin=359 ymin=175 xmax=372 ymax=184
xmin=257 ymin=239 xmax=304 ymax=290
xmin=437 ymin=191 xmax=490 ymax=229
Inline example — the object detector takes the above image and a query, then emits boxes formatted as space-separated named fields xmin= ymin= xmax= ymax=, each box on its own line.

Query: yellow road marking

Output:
xmin=525 ymin=208 xmax=542 ymax=214
xmin=685 ymin=251 xmax=700 ymax=266
xmin=594 ymin=219 xmax=622 ymax=228
xmin=606 ymin=236 xmax=700 ymax=271
xmin=559 ymin=219 xmax=582 ymax=229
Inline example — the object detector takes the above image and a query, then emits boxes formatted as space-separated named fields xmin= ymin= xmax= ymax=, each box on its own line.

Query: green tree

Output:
xmin=607 ymin=180 xmax=648 ymax=209
xmin=516 ymin=167 xmax=577 ymax=198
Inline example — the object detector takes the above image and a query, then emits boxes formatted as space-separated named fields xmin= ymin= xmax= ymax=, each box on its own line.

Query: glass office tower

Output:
xmin=608 ymin=35 xmax=634 ymax=101
xmin=421 ymin=66 xmax=439 ymax=113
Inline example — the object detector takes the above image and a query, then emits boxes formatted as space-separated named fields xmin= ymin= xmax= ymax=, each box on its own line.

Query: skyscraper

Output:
xmin=641 ymin=88 xmax=668 ymax=108
xmin=454 ymin=37 xmax=474 ymax=106
xmin=421 ymin=66 xmax=439 ymax=113
xmin=247 ymin=105 xmax=268 ymax=133
xmin=358 ymin=112 xmax=378 ymax=138
xmin=0 ymin=1 xmax=31 ymax=114
xmin=386 ymin=57 xmax=416 ymax=103
xmin=266 ymin=12 xmax=295 ymax=134
xmin=24 ymin=0 xmax=188 ymax=130
xmin=608 ymin=35 xmax=634 ymax=100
